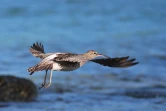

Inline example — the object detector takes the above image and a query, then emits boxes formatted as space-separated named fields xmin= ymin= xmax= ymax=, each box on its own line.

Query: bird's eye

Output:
xmin=93 ymin=52 xmax=97 ymax=54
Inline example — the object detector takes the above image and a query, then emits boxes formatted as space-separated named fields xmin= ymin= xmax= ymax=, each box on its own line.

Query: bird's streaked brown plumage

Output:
xmin=28 ymin=42 xmax=139 ymax=89
xmin=28 ymin=63 xmax=53 ymax=72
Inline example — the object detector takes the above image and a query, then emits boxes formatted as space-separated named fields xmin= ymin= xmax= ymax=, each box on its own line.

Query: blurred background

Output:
xmin=0 ymin=0 xmax=166 ymax=111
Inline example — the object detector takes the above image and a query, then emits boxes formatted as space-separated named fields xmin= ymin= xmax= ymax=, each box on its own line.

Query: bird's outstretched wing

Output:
xmin=90 ymin=56 xmax=138 ymax=68
xmin=51 ymin=53 xmax=82 ymax=68
xmin=30 ymin=42 xmax=45 ymax=54
xmin=29 ymin=42 xmax=45 ymax=59
xmin=53 ymin=53 xmax=80 ymax=62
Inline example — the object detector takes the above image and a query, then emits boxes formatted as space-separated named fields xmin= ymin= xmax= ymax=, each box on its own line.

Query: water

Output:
xmin=0 ymin=0 xmax=166 ymax=110
xmin=0 ymin=0 xmax=165 ymax=78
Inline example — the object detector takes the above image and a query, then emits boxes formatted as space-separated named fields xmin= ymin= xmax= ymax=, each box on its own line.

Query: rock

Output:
xmin=0 ymin=75 xmax=38 ymax=102
xmin=124 ymin=87 xmax=166 ymax=98
xmin=53 ymin=83 xmax=73 ymax=93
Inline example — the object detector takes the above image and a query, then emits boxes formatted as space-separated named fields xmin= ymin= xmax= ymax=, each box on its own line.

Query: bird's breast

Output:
xmin=52 ymin=62 xmax=80 ymax=71
xmin=52 ymin=63 xmax=63 ymax=71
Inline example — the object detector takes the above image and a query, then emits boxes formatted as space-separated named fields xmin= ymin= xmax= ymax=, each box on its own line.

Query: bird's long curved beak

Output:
xmin=97 ymin=54 xmax=103 ymax=56
xmin=98 ymin=53 xmax=110 ymax=59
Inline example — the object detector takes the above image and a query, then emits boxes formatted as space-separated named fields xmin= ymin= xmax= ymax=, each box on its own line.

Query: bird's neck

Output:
xmin=82 ymin=53 xmax=93 ymax=60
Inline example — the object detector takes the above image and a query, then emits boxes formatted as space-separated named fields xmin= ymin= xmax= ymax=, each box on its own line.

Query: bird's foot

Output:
xmin=44 ymin=83 xmax=51 ymax=88
xmin=39 ymin=83 xmax=51 ymax=89
xmin=39 ymin=83 xmax=45 ymax=90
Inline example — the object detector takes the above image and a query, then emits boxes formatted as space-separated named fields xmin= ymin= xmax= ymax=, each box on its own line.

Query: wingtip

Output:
xmin=135 ymin=62 xmax=139 ymax=64
xmin=132 ymin=62 xmax=139 ymax=66
xmin=123 ymin=56 xmax=129 ymax=61
xmin=128 ymin=58 xmax=136 ymax=62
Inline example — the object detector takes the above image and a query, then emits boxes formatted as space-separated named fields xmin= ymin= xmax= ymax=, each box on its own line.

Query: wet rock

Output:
xmin=56 ymin=97 xmax=64 ymax=101
xmin=152 ymin=54 xmax=166 ymax=60
xmin=53 ymin=83 xmax=73 ymax=93
xmin=124 ymin=87 xmax=166 ymax=98
xmin=0 ymin=104 xmax=9 ymax=108
xmin=0 ymin=75 xmax=38 ymax=102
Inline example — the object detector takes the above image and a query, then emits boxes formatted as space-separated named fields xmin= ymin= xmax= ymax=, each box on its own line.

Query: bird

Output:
xmin=28 ymin=42 xmax=139 ymax=89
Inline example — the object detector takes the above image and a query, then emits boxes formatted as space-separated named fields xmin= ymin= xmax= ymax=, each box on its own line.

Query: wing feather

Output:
xmin=29 ymin=42 xmax=46 ymax=59
xmin=90 ymin=56 xmax=138 ymax=68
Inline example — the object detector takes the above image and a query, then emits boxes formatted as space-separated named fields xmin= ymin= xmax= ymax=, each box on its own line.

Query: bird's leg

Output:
xmin=39 ymin=70 xmax=48 ymax=89
xmin=43 ymin=70 xmax=48 ymax=85
xmin=44 ymin=70 xmax=53 ymax=88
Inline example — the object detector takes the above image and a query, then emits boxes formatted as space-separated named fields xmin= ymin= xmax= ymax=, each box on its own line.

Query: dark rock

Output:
xmin=124 ymin=88 xmax=166 ymax=98
xmin=0 ymin=104 xmax=9 ymax=108
xmin=53 ymin=83 xmax=73 ymax=93
xmin=56 ymin=97 xmax=64 ymax=101
xmin=0 ymin=75 xmax=38 ymax=102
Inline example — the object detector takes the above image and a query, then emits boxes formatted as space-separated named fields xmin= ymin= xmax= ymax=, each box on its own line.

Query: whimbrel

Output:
xmin=28 ymin=42 xmax=138 ymax=89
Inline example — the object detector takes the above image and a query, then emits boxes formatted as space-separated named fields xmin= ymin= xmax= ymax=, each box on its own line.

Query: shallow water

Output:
xmin=0 ymin=0 xmax=166 ymax=110
xmin=1 ymin=74 xmax=166 ymax=111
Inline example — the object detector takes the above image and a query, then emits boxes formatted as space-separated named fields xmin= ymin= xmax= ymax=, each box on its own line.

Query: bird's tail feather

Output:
xmin=28 ymin=65 xmax=38 ymax=75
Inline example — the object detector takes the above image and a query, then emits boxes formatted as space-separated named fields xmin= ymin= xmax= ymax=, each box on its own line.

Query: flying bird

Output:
xmin=28 ymin=42 xmax=138 ymax=89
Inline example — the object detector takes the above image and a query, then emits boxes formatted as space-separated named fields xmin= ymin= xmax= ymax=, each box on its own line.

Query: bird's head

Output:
xmin=84 ymin=50 xmax=102 ymax=60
